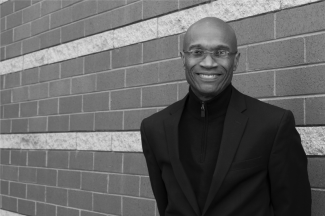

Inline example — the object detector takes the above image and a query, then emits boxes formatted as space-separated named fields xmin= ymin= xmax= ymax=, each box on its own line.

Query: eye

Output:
xmin=215 ymin=50 xmax=228 ymax=57
xmin=191 ymin=50 xmax=204 ymax=56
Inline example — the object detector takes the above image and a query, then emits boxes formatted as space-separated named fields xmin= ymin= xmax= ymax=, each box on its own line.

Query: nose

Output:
xmin=199 ymin=53 xmax=218 ymax=68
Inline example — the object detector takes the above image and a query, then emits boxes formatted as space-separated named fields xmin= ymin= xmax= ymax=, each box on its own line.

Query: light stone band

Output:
xmin=0 ymin=127 xmax=324 ymax=155
xmin=0 ymin=0 xmax=321 ymax=75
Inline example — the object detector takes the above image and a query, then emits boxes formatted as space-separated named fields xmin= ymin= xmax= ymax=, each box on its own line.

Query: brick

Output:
xmin=57 ymin=206 xmax=79 ymax=216
xmin=40 ymin=63 xmax=60 ymax=82
xmin=0 ymin=119 xmax=11 ymax=133
xmin=143 ymin=35 xmax=178 ymax=63
xmin=2 ymin=165 xmax=18 ymax=181
xmin=232 ymin=71 xmax=274 ymax=98
xmin=311 ymin=190 xmax=325 ymax=216
xmin=19 ymin=167 xmax=37 ymax=183
xmin=61 ymin=58 xmax=84 ymax=78
xmin=58 ymin=170 xmax=81 ymax=189
xmin=276 ymin=65 xmax=325 ymax=96
xmin=2 ymin=196 xmax=17 ymax=212
xmin=95 ymin=111 xmax=123 ymax=130
xmin=1 ymin=150 xmax=10 ymax=164
xmin=14 ymin=0 xmax=31 ymax=12
xmin=1 ymin=29 xmax=13 ymax=46
xmin=158 ymin=58 xmax=185 ymax=82
xmin=14 ymin=23 xmax=31 ymax=41
xmin=27 ymin=184 xmax=45 ymax=201
xmin=71 ymin=0 xmax=97 ymax=22
xmin=97 ymin=69 xmax=125 ymax=91
xmin=81 ymin=211 xmax=107 ymax=216
xmin=81 ymin=172 xmax=108 ymax=193
xmin=39 ymin=28 xmax=60 ymax=48
xmin=68 ymin=190 xmax=92 ymax=210
xmin=37 ymin=168 xmax=57 ymax=186
xmin=36 ymin=203 xmax=56 ymax=216
xmin=123 ymin=197 xmax=155 ymax=216
xmin=70 ymin=151 xmax=93 ymax=170
xmin=39 ymin=98 xmax=58 ymax=115
xmin=93 ymin=193 xmax=121 ymax=215
xmin=71 ymin=74 xmax=96 ymax=94
xmin=3 ymin=104 xmax=19 ymax=118
xmin=48 ymin=151 xmax=69 ymax=169
xmin=179 ymin=0 xmax=209 ymax=8
xmin=109 ymin=174 xmax=140 ymax=196
xmin=1 ymin=180 xmax=9 ymax=195
xmin=126 ymin=63 xmax=159 ymax=87
xmin=98 ymin=0 xmax=125 ymax=13
xmin=6 ymin=41 xmax=22 ymax=58
xmin=49 ymin=79 xmax=70 ymax=97
xmin=248 ymin=38 xmax=304 ymax=70
xmin=123 ymin=153 xmax=148 ymax=175
xmin=10 ymin=182 xmax=26 ymax=198
xmin=85 ymin=51 xmax=110 ymax=74
xmin=276 ymin=2 xmax=325 ymax=38
xmin=140 ymin=176 xmax=154 ymax=198
xmin=5 ymin=72 xmax=20 ymax=89
xmin=144 ymin=0 xmax=178 ymax=19
xmin=7 ymin=11 xmax=22 ymax=29
xmin=31 ymin=15 xmax=50 ymax=36
xmin=142 ymin=84 xmax=177 ymax=107
xmin=29 ymin=82 xmax=49 ymax=100
xmin=265 ymin=98 xmax=304 ymax=125
xmin=70 ymin=113 xmax=94 ymax=131
xmin=306 ymin=96 xmax=325 ymax=125
xmin=94 ymin=152 xmax=122 ymax=173
xmin=61 ymin=20 xmax=84 ymax=43
xmin=46 ymin=187 xmax=68 ymax=206
xmin=28 ymin=150 xmax=46 ymax=167
xmin=21 ymin=101 xmax=38 ymax=117
xmin=111 ymin=88 xmax=141 ymax=110
xmin=50 ymin=7 xmax=72 ymax=29
xmin=22 ymin=67 xmax=39 ymax=85
xmin=23 ymin=36 xmax=40 ymax=54
xmin=18 ymin=199 xmax=36 ymax=216
xmin=306 ymin=33 xmax=325 ymax=63
xmin=112 ymin=43 xmax=142 ymax=68
xmin=0 ymin=47 xmax=5 ymax=60
xmin=41 ymin=0 xmax=61 ymax=16
xmin=1 ymin=1 xmax=14 ymax=18
xmin=124 ymin=109 xmax=156 ymax=130
xmin=59 ymin=95 xmax=82 ymax=114
xmin=12 ymin=118 xmax=28 ymax=133
xmin=84 ymin=11 xmax=112 ymax=36
xmin=23 ymin=3 xmax=40 ymax=23
xmin=0 ymin=89 xmax=11 ymax=105
xmin=29 ymin=117 xmax=47 ymax=132
xmin=62 ymin=0 xmax=83 ymax=7
xmin=11 ymin=150 xmax=27 ymax=166
xmin=83 ymin=92 xmax=109 ymax=112
xmin=12 ymin=86 xmax=29 ymax=102
xmin=111 ymin=1 xmax=142 ymax=29
xmin=48 ymin=115 xmax=69 ymax=131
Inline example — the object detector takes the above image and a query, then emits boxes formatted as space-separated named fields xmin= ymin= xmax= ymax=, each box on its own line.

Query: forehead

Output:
xmin=184 ymin=23 xmax=237 ymax=50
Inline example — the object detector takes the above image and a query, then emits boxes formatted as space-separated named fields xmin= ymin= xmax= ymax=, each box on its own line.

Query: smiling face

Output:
xmin=181 ymin=17 xmax=240 ymax=101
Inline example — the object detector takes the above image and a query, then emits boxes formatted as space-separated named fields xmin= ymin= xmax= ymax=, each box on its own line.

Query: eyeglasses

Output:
xmin=183 ymin=49 xmax=238 ymax=60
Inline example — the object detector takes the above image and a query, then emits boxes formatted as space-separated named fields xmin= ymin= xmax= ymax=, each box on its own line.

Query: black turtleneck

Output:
xmin=179 ymin=84 xmax=232 ymax=212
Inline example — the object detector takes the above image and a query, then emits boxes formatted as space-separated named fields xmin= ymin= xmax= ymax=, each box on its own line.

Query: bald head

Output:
xmin=183 ymin=17 xmax=237 ymax=52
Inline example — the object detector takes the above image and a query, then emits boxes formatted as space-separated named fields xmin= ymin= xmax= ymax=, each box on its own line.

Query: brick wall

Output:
xmin=1 ymin=0 xmax=324 ymax=216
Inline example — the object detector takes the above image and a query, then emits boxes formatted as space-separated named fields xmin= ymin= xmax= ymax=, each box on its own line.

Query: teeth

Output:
xmin=199 ymin=74 xmax=217 ymax=78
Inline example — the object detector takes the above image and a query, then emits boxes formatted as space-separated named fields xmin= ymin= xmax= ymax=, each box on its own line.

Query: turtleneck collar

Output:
xmin=186 ymin=84 xmax=232 ymax=119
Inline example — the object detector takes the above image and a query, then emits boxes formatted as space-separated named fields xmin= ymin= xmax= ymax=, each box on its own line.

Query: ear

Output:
xmin=180 ymin=51 xmax=186 ymax=66
xmin=233 ymin=52 xmax=241 ymax=71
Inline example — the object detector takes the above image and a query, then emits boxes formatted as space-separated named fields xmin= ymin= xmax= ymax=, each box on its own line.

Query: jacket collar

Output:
xmin=164 ymin=85 xmax=248 ymax=216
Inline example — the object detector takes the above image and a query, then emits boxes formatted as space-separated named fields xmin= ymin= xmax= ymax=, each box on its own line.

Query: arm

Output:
xmin=269 ymin=110 xmax=311 ymax=216
xmin=141 ymin=121 xmax=168 ymax=215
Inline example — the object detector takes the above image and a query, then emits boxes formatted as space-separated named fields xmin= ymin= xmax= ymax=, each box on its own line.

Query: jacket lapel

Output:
xmin=202 ymin=87 xmax=248 ymax=216
xmin=164 ymin=95 xmax=201 ymax=216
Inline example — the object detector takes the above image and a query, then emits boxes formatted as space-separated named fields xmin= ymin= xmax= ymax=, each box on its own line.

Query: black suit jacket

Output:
xmin=141 ymin=86 xmax=311 ymax=216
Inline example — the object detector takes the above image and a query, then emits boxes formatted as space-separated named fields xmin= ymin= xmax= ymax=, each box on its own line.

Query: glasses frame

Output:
xmin=183 ymin=49 xmax=238 ymax=60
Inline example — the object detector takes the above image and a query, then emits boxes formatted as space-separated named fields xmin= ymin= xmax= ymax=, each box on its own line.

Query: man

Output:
xmin=140 ymin=17 xmax=311 ymax=216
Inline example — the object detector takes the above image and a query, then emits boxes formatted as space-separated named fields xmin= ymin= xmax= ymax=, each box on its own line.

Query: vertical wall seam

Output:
xmin=303 ymin=37 xmax=307 ymax=63
xmin=274 ymin=13 xmax=277 ymax=39
xmin=303 ymin=98 xmax=306 ymax=125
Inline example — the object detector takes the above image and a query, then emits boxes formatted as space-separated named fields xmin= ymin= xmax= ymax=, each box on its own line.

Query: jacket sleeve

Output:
xmin=141 ymin=120 xmax=168 ymax=215
xmin=268 ymin=110 xmax=311 ymax=216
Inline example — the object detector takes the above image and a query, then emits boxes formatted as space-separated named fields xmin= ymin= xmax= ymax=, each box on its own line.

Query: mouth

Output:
xmin=198 ymin=73 xmax=222 ymax=79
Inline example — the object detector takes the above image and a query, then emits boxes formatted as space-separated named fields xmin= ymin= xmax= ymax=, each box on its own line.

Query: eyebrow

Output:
xmin=188 ymin=44 xmax=231 ymax=51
